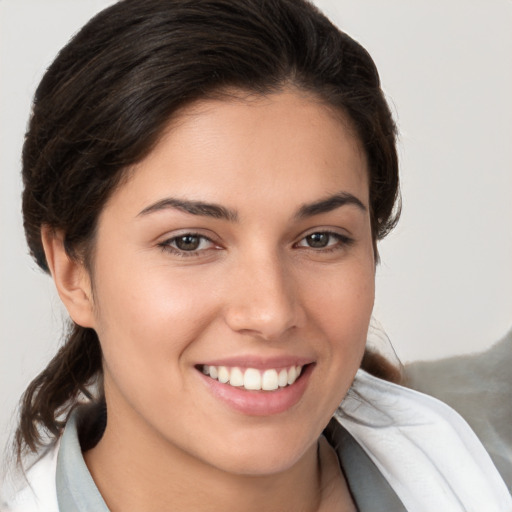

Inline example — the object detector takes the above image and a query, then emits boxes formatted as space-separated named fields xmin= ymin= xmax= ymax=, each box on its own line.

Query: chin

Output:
xmin=194 ymin=426 xmax=319 ymax=477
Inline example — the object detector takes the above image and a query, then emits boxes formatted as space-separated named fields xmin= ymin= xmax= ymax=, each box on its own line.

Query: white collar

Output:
xmin=336 ymin=370 xmax=512 ymax=511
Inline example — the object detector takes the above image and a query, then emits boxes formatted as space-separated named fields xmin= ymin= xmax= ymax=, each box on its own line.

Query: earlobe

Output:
xmin=41 ymin=226 xmax=96 ymax=328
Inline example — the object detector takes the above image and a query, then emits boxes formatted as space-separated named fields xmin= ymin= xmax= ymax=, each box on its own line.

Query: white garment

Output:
xmin=3 ymin=370 xmax=511 ymax=511
xmin=337 ymin=371 xmax=512 ymax=511
xmin=1 ymin=442 xmax=59 ymax=512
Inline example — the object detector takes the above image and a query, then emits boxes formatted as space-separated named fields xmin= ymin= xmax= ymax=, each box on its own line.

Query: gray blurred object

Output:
xmin=405 ymin=328 xmax=512 ymax=493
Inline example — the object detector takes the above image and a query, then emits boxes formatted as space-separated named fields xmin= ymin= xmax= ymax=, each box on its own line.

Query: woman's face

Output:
xmin=87 ymin=90 xmax=375 ymax=475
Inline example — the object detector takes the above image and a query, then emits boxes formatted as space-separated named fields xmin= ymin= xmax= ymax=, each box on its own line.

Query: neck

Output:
xmin=84 ymin=409 xmax=325 ymax=512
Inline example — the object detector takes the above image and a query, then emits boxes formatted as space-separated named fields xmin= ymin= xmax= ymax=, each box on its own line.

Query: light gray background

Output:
xmin=1 ymin=0 xmax=511 ymax=455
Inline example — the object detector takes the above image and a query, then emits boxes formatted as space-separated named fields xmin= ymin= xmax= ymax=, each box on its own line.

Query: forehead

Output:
xmin=106 ymin=90 xmax=369 ymax=218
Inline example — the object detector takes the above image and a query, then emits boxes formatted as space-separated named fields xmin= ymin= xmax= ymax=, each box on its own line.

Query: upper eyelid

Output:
xmin=157 ymin=232 xmax=217 ymax=251
xmin=293 ymin=230 xmax=354 ymax=251
xmin=158 ymin=233 xmax=219 ymax=258
xmin=295 ymin=227 xmax=352 ymax=241
xmin=159 ymin=229 xmax=217 ymax=244
xmin=164 ymin=233 xmax=214 ymax=244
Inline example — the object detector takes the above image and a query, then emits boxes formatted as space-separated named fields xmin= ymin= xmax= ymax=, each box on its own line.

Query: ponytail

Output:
xmin=361 ymin=350 xmax=403 ymax=385
xmin=15 ymin=323 xmax=102 ymax=462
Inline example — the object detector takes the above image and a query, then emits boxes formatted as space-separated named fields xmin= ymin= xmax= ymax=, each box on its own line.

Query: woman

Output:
xmin=2 ymin=0 xmax=510 ymax=510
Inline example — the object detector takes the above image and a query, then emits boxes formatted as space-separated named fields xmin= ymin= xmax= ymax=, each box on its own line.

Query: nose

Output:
xmin=223 ymin=251 xmax=304 ymax=340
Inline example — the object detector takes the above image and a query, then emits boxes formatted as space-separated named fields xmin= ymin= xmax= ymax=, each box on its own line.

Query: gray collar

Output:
xmin=56 ymin=411 xmax=109 ymax=511
xmin=324 ymin=418 xmax=406 ymax=511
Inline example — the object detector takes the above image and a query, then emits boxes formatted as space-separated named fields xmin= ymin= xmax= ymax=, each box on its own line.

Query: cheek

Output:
xmin=90 ymin=258 xmax=220 ymax=390
xmin=94 ymin=249 xmax=211 ymax=328
xmin=304 ymin=258 xmax=375 ymax=376
xmin=290 ymin=259 xmax=374 ymax=433
xmin=305 ymin=257 xmax=375 ymax=330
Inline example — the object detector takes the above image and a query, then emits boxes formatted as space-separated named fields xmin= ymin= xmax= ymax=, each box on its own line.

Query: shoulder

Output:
xmin=334 ymin=369 xmax=512 ymax=511
xmin=1 ymin=444 xmax=59 ymax=512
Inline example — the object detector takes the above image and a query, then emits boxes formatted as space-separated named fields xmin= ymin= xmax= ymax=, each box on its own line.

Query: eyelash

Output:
xmin=158 ymin=230 xmax=354 ymax=258
xmin=158 ymin=233 xmax=216 ymax=257
xmin=294 ymin=231 xmax=354 ymax=253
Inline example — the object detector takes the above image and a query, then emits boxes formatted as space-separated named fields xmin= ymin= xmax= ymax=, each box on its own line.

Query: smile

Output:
xmin=201 ymin=365 xmax=303 ymax=391
xmin=197 ymin=361 xmax=314 ymax=415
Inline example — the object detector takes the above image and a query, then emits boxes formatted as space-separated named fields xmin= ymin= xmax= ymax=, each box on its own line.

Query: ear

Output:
xmin=41 ymin=226 xmax=96 ymax=328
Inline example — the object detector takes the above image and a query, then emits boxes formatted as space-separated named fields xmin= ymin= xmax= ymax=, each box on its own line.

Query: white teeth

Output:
xmin=202 ymin=364 xmax=305 ymax=391
xmin=244 ymin=368 xmax=262 ymax=390
xmin=262 ymin=369 xmax=279 ymax=391
xmin=229 ymin=367 xmax=244 ymax=387
xmin=287 ymin=366 xmax=297 ymax=385
xmin=218 ymin=366 xmax=229 ymax=383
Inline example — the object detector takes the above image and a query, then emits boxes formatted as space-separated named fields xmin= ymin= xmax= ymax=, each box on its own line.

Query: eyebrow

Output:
xmin=295 ymin=192 xmax=367 ymax=219
xmin=137 ymin=191 xmax=366 ymax=222
xmin=137 ymin=198 xmax=239 ymax=222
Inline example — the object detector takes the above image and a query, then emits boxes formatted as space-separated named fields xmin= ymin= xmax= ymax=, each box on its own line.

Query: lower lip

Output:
xmin=198 ymin=364 xmax=314 ymax=416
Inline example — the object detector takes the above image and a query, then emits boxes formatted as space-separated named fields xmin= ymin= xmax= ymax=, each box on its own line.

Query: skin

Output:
xmin=44 ymin=89 xmax=374 ymax=511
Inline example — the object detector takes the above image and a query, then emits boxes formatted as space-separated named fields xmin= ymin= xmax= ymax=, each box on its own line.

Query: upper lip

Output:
xmin=197 ymin=355 xmax=314 ymax=370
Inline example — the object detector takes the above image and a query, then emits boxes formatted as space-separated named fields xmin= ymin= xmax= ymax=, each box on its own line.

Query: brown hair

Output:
xmin=17 ymin=0 xmax=401 ymax=461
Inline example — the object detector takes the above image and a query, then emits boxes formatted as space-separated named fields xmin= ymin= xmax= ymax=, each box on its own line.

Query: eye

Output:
xmin=159 ymin=233 xmax=216 ymax=255
xmin=296 ymin=231 xmax=353 ymax=251
xmin=303 ymin=232 xmax=331 ymax=248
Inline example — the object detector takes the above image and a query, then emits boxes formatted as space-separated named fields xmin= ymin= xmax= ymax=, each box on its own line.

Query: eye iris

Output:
xmin=307 ymin=233 xmax=329 ymax=248
xmin=175 ymin=235 xmax=200 ymax=251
